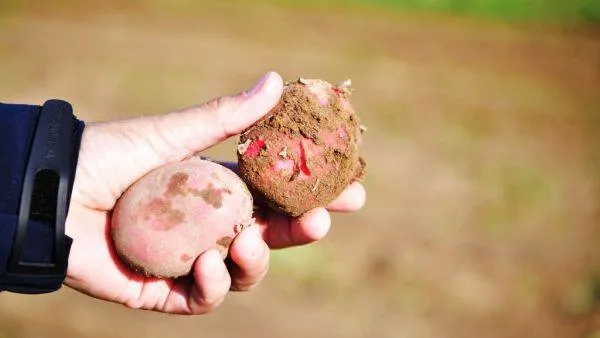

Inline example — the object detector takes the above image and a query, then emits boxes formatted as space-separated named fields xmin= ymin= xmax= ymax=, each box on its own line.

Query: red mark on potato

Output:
xmin=244 ymin=139 xmax=266 ymax=158
xmin=299 ymin=140 xmax=312 ymax=176
xmin=331 ymin=87 xmax=341 ymax=97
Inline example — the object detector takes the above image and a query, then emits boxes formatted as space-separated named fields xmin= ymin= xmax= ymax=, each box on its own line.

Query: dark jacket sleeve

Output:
xmin=0 ymin=102 xmax=84 ymax=291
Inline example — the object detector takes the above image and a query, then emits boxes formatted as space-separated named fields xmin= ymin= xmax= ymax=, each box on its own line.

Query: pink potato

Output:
xmin=111 ymin=158 xmax=254 ymax=278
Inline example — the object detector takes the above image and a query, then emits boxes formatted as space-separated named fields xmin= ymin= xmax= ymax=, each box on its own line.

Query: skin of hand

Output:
xmin=63 ymin=71 xmax=366 ymax=315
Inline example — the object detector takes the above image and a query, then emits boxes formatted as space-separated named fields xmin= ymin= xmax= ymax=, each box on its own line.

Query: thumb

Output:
xmin=148 ymin=71 xmax=283 ymax=161
xmin=75 ymin=72 xmax=282 ymax=209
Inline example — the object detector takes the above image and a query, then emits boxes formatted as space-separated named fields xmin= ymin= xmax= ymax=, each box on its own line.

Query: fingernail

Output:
xmin=245 ymin=72 xmax=272 ymax=97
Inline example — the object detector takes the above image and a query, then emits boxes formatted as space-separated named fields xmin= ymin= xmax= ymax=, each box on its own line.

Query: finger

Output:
xmin=81 ymin=72 xmax=283 ymax=204
xmin=186 ymin=250 xmax=231 ymax=314
xmin=227 ymin=225 xmax=270 ymax=291
xmin=218 ymin=161 xmax=366 ymax=213
xmin=325 ymin=182 xmax=366 ymax=212
xmin=260 ymin=207 xmax=331 ymax=249
xmin=150 ymin=71 xmax=283 ymax=160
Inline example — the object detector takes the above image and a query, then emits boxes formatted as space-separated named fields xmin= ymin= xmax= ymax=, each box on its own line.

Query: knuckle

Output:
xmin=124 ymin=298 xmax=145 ymax=310
xmin=200 ymin=96 xmax=231 ymax=113
xmin=197 ymin=95 xmax=240 ymax=137
xmin=230 ymin=281 xmax=257 ymax=292
xmin=231 ymin=266 xmax=269 ymax=292
xmin=196 ymin=296 xmax=225 ymax=314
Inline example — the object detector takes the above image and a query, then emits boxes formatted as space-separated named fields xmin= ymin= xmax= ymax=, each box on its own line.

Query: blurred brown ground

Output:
xmin=0 ymin=1 xmax=599 ymax=337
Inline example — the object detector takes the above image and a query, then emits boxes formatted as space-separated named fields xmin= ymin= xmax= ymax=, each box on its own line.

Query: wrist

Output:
xmin=0 ymin=100 xmax=85 ymax=294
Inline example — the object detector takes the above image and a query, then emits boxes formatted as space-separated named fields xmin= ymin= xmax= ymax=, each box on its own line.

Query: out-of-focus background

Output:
xmin=1 ymin=0 xmax=599 ymax=337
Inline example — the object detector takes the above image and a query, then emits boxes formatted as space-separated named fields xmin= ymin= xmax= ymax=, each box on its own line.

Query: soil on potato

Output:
xmin=238 ymin=80 xmax=366 ymax=216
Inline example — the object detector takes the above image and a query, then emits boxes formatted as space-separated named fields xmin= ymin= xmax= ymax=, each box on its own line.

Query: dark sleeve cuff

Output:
xmin=0 ymin=101 xmax=84 ymax=293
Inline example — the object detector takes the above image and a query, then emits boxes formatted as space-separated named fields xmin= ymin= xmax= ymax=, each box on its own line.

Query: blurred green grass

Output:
xmin=3 ymin=0 xmax=599 ymax=22
xmin=272 ymin=0 xmax=600 ymax=22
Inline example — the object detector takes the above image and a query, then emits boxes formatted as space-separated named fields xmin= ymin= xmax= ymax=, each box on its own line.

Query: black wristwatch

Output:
xmin=1 ymin=100 xmax=80 ymax=294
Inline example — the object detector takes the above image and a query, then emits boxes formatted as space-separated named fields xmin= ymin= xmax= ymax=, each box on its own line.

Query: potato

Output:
xmin=111 ymin=158 xmax=254 ymax=278
xmin=237 ymin=78 xmax=366 ymax=217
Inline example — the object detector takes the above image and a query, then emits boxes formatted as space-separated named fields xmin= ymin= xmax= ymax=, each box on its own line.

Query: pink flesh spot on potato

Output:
xmin=244 ymin=139 xmax=266 ymax=158
xmin=320 ymin=126 xmax=348 ymax=147
xmin=314 ymin=95 xmax=329 ymax=106
xmin=271 ymin=139 xmax=313 ymax=179
xmin=273 ymin=159 xmax=294 ymax=172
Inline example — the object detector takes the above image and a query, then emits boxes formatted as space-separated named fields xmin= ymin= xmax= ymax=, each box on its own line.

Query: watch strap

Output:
xmin=1 ymin=100 xmax=83 ymax=294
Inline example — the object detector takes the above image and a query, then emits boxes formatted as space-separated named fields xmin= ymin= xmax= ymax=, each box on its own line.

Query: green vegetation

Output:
xmin=477 ymin=163 xmax=557 ymax=235
xmin=275 ymin=0 xmax=600 ymax=22
xmin=270 ymin=244 xmax=339 ymax=290
xmin=562 ymin=274 xmax=600 ymax=315
xmin=3 ymin=0 xmax=599 ymax=22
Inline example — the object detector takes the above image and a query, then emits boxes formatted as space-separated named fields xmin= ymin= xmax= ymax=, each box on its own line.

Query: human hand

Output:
xmin=64 ymin=72 xmax=366 ymax=314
